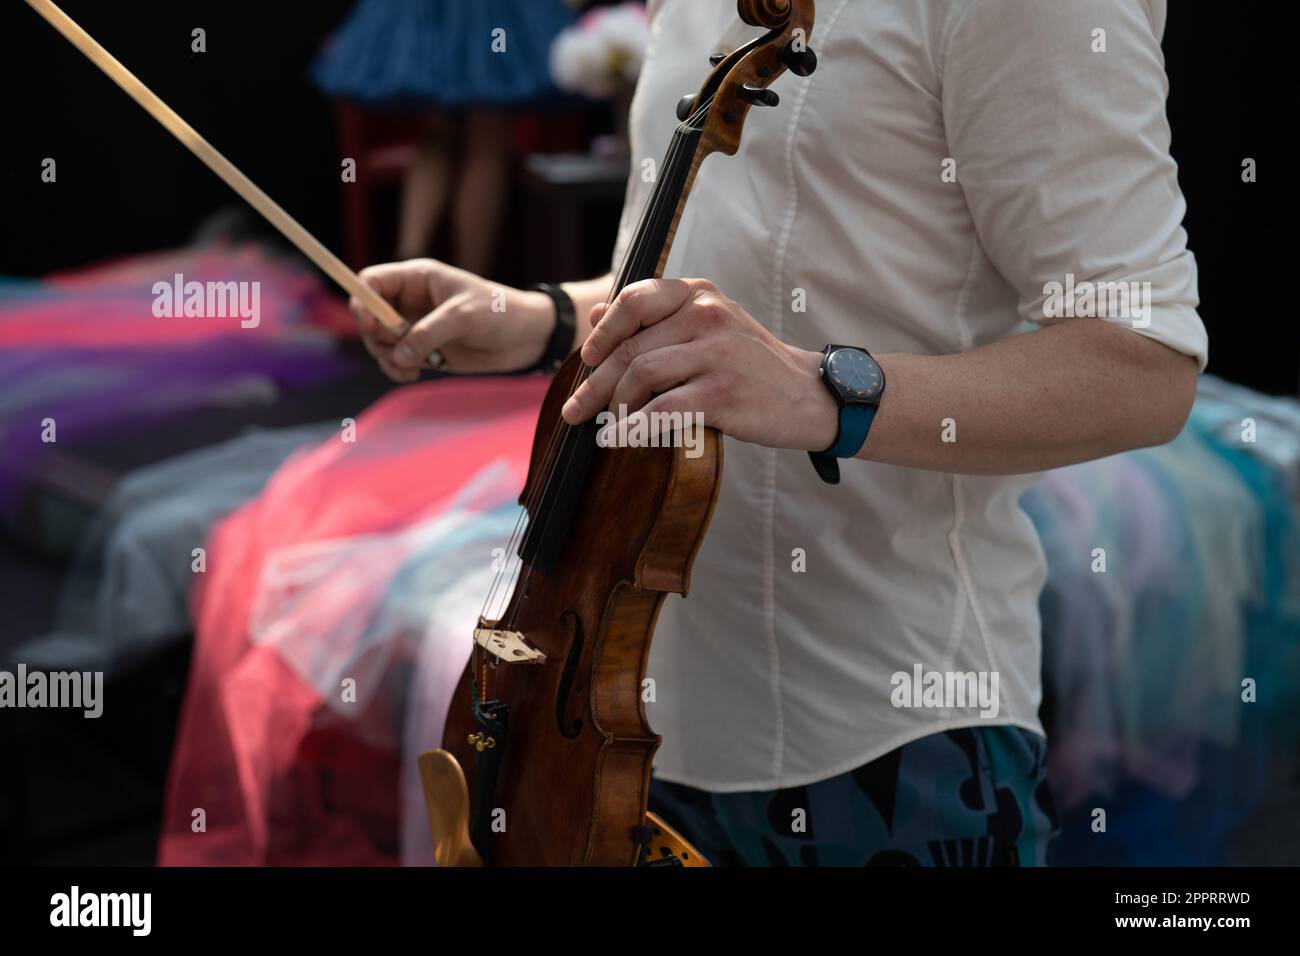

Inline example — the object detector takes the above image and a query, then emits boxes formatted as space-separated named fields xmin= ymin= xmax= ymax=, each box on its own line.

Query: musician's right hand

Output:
xmin=350 ymin=258 xmax=555 ymax=383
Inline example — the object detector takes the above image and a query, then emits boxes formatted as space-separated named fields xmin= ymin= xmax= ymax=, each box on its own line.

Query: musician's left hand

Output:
xmin=560 ymin=278 xmax=838 ymax=452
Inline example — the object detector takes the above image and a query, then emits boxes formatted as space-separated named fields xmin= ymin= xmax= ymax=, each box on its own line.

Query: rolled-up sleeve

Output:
xmin=941 ymin=0 xmax=1208 ymax=369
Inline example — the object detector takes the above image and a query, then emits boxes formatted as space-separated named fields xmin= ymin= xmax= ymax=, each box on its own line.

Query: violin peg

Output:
xmin=709 ymin=53 xmax=725 ymax=67
xmin=738 ymin=84 xmax=779 ymax=108
xmin=779 ymin=44 xmax=818 ymax=77
xmin=676 ymin=93 xmax=698 ymax=121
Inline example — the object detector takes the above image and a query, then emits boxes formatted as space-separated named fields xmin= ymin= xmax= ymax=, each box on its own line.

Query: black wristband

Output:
xmin=528 ymin=283 xmax=577 ymax=374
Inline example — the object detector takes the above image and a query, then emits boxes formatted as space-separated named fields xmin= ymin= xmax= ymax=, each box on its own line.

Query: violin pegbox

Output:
xmin=675 ymin=0 xmax=817 ymax=156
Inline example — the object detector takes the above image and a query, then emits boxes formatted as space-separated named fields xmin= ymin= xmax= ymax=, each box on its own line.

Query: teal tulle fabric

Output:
xmin=1026 ymin=377 xmax=1300 ymax=864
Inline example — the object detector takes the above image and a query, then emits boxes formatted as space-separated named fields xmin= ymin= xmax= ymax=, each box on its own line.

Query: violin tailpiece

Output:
xmin=468 ymin=700 xmax=510 ymax=864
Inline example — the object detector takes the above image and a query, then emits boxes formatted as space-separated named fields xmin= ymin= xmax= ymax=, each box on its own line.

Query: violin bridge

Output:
xmin=473 ymin=625 xmax=547 ymax=664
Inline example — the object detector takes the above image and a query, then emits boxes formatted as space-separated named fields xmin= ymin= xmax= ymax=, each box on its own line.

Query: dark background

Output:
xmin=0 ymin=0 xmax=1295 ymax=394
xmin=3 ymin=0 xmax=357 ymax=272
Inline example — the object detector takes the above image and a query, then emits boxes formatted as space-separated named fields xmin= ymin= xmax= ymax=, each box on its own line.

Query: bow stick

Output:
xmin=24 ymin=0 xmax=410 ymax=335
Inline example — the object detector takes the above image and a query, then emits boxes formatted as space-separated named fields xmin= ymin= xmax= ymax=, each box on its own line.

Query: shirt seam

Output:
xmin=763 ymin=0 xmax=853 ymax=784
xmin=946 ymin=476 xmax=1001 ymax=680
xmin=953 ymin=234 xmax=980 ymax=350
xmin=936 ymin=0 xmax=981 ymax=87
xmin=939 ymin=233 xmax=983 ymax=674
xmin=941 ymin=486 xmax=969 ymax=669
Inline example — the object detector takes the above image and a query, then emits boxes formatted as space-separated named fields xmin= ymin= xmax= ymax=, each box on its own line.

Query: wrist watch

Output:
xmin=808 ymin=344 xmax=886 ymax=484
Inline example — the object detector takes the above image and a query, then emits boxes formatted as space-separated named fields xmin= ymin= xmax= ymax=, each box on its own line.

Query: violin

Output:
xmin=433 ymin=0 xmax=819 ymax=867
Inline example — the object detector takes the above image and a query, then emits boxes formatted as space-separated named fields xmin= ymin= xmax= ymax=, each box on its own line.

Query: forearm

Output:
xmin=852 ymin=320 xmax=1199 ymax=475
xmin=558 ymin=279 xmax=1199 ymax=475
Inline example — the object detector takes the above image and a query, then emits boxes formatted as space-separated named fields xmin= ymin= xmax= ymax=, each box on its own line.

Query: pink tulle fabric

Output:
xmin=0 ymin=243 xmax=359 ymax=517
xmin=158 ymin=375 xmax=547 ymax=865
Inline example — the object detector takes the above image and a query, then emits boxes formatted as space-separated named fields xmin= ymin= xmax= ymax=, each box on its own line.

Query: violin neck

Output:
xmin=612 ymin=123 xmax=707 ymax=296
xmin=514 ymin=121 xmax=710 ymax=574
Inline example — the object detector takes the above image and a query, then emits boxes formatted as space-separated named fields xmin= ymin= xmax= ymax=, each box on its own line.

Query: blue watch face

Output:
xmin=827 ymin=348 xmax=883 ymax=401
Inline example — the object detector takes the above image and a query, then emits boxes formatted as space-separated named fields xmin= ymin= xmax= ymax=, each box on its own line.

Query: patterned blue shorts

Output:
xmin=648 ymin=727 xmax=1059 ymax=866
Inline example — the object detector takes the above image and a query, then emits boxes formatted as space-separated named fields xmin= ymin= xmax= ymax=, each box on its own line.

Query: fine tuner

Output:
xmin=677 ymin=41 xmax=818 ymax=121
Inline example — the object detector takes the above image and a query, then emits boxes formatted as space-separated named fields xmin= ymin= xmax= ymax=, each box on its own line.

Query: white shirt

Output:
xmin=615 ymin=0 xmax=1207 ymax=791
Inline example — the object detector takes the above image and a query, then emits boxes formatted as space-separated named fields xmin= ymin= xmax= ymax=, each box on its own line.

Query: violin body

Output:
xmin=442 ymin=353 xmax=723 ymax=865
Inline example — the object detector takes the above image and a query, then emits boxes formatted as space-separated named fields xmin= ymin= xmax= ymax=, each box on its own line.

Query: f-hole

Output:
xmin=554 ymin=610 xmax=585 ymax=739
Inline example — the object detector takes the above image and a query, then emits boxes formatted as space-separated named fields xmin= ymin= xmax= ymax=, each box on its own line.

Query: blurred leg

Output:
xmin=452 ymin=108 xmax=513 ymax=276
xmin=396 ymin=112 xmax=454 ymax=261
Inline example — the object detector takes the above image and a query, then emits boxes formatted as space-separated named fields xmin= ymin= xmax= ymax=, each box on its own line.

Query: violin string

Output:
xmin=488 ymin=92 xmax=710 ymax=693
xmin=495 ymin=96 xmax=714 ymax=640
xmin=501 ymin=100 xmax=708 ymax=554
xmin=470 ymin=95 xmax=714 ymax=700
xmin=477 ymin=97 xmax=708 ymax=627
xmin=488 ymin=94 xmax=712 ymax=636
xmin=474 ymin=125 xmax=683 ymax=633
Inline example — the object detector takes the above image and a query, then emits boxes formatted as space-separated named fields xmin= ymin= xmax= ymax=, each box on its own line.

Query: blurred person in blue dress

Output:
xmin=314 ymin=0 xmax=579 ymax=272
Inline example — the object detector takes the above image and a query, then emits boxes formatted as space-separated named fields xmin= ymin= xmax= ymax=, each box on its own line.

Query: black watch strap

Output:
xmin=528 ymin=283 xmax=577 ymax=374
xmin=808 ymin=452 xmax=841 ymax=485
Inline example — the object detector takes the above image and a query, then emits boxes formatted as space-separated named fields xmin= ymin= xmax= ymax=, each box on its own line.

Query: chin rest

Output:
xmin=418 ymin=749 xmax=483 ymax=867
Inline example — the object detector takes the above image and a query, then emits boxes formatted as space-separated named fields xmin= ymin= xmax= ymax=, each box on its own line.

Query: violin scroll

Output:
xmin=680 ymin=0 xmax=816 ymax=157
xmin=737 ymin=0 xmax=794 ymax=29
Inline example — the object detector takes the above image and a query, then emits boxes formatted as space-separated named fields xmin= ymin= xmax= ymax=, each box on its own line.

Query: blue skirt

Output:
xmin=312 ymin=0 xmax=577 ymax=107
